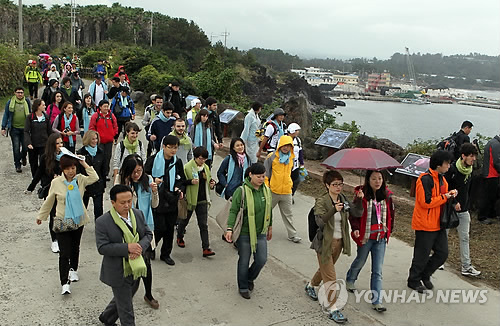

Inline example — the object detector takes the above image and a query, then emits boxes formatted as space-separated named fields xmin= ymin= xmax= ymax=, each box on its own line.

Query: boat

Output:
xmin=401 ymin=98 xmax=430 ymax=105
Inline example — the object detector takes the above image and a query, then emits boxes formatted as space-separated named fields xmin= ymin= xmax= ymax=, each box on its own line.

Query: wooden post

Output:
xmin=410 ymin=178 xmax=417 ymax=197
xmin=223 ymin=124 xmax=229 ymax=137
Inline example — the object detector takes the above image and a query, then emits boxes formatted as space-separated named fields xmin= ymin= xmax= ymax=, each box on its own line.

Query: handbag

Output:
xmin=216 ymin=186 xmax=246 ymax=243
xmin=52 ymin=217 xmax=80 ymax=233
xmin=37 ymin=184 xmax=50 ymax=199
xmin=156 ymin=182 xmax=180 ymax=213
xmin=177 ymin=198 xmax=188 ymax=220
xmin=215 ymin=182 xmax=225 ymax=197
xmin=440 ymin=199 xmax=460 ymax=229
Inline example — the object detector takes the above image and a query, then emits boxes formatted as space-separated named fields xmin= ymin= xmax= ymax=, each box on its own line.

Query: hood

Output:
xmin=65 ymin=62 xmax=72 ymax=69
xmin=277 ymin=135 xmax=293 ymax=149
xmin=118 ymin=65 xmax=125 ymax=71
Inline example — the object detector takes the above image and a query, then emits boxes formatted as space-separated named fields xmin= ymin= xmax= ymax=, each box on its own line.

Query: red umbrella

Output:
xmin=321 ymin=148 xmax=402 ymax=171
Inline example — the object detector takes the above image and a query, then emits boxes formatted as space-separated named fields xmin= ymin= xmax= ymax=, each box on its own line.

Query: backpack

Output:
xmin=437 ymin=132 xmax=458 ymax=153
xmin=260 ymin=120 xmax=280 ymax=150
xmin=308 ymin=207 xmax=318 ymax=242
xmin=119 ymin=140 xmax=143 ymax=162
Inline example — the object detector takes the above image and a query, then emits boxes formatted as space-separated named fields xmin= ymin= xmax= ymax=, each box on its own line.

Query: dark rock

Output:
xmin=302 ymin=136 xmax=331 ymax=161
xmin=356 ymin=134 xmax=406 ymax=162
xmin=130 ymin=91 xmax=145 ymax=105
xmin=283 ymin=96 xmax=313 ymax=138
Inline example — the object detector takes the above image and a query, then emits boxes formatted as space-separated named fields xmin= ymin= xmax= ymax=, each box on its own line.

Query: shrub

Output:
xmin=81 ymin=50 xmax=109 ymax=68
xmin=0 ymin=43 xmax=28 ymax=97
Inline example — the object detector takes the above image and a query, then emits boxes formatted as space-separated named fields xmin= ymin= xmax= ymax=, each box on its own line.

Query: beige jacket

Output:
xmin=38 ymin=166 xmax=99 ymax=226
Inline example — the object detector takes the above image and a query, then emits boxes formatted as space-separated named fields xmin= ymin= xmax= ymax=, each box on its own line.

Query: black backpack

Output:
xmin=437 ymin=132 xmax=458 ymax=153
xmin=308 ymin=207 xmax=318 ymax=242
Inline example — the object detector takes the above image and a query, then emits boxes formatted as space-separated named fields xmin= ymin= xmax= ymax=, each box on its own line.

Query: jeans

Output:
xmin=177 ymin=203 xmax=210 ymax=250
xmin=456 ymin=211 xmax=472 ymax=268
xmin=55 ymin=226 xmax=84 ymax=285
xmin=346 ymin=239 xmax=387 ymax=304
xmin=237 ymin=234 xmax=267 ymax=292
xmin=408 ymin=229 xmax=448 ymax=286
xmin=10 ymin=127 xmax=26 ymax=168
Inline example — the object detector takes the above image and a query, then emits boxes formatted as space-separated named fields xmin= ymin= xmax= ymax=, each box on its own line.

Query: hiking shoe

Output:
xmin=61 ymin=283 xmax=71 ymax=295
xmin=408 ymin=282 xmax=426 ymax=293
xmin=372 ymin=303 xmax=387 ymax=312
xmin=248 ymin=281 xmax=254 ymax=291
xmin=16 ymin=167 xmax=22 ymax=173
xmin=438 ymin=264 xmax=444 ymax=270
xmin=305 ymin=282 xmax=318 ymax=301
xmin=346 ymin=282 xmax=356 ymax=293
xmin=287 ymin=236 xmax=302 ymax=243
xmin=203 ymin=249 xmax=215 ymax=257
xmin=462 ymin=265 xmax=481 ymax=277
xmin=51 ymin=241 xmax=60 ymax=253
xmin=328 ymin=310 xmax=347 ymax=324
xmin=69 ymin=268 xmax=79 ymax=282
xmin=422 ymin=279 xmax=434 ymax=290
xmin=239 ymin=291 xmax=251 ymax=299
xmin=177 ymin=238 xmax=185 ymax=248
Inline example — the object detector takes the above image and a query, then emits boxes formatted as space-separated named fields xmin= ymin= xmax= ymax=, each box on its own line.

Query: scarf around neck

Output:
xmin=64 ymin=114 xmax=75 ymax=147
xmin=158 ymin=111 xmax=171 ymax=123
xmin=85 ymin=145 xmax=97 ymax=157
xmin=120 ymin=94 xmax=129 ymax=108
xmin=272 ymin=119 xmax=285 ymax=139
xmin=221 ymin=154 xmax=249 ymax=198
xmin=170 ymin=130 xmax=191 ymax=150
xmin=456 ymin=158 xmax=473 ymax=181
xmin=152 ymin=149 xmax=177 ymax=192
xmin=184 ymin=159 xmax=211 ymax=210
xmin=244 ymin=184 xmax=272 ymax=253
xmin=109 ymin=207 xmax=147 ymax=280
xmin=82 ymin=106 xmax=95 ymax=132
xmin=195 ymin=122 xmax=212 ymax=159
xmin=123 ymin=136 xmax=138 ymax=154
xmin=133 ymin=180 xmax=154 ymax=231
xmin=63 ymin=178 xmax=84 ymax=224
xmin=363 ymin=199 xmax=387 ymax=245
xmin=279 ymin=150 xmax=291 ymax=164
xmin=9 ymin=96 xmax=29 ymax=116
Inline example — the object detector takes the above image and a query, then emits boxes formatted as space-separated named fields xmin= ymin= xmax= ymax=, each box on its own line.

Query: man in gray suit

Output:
xmin=96 ymin=185 xmax=153 ymax=326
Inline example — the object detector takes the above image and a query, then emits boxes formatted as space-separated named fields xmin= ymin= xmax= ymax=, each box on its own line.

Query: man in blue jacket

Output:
xmin=111 ymin=86 xmax=135 ymax=143
xmin=147 ymin=102 xmax=175 ymax=154
xmin=1 ymin=87 xmax=31 ymax=173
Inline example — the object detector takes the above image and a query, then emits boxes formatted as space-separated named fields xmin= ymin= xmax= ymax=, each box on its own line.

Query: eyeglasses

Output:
xmin=331 ymin=182 xmax=344 ymax=187
xmin=15 ymin=91 xmax=24 ymax=94
xmin=165 ymin=145 xmax=178 ymax=150
xmin=196 ymin=157 xmax=208 ymax=161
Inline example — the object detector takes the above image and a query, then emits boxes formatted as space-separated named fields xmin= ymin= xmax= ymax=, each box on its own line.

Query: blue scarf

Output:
xmin=120 ymin=94 xmax=129 ymax=108
xmin=272 ymin=119 xmax=285 ymax=139
xmin=279 ymin=150 xmax=291 ymax=164
xmin=152 ymin=149 xmax=177 ymax=192
xmin=133 ymin=181 xmax=154 ymax=231
xmin=194 ymin=122 xmax=212 ymax=159
xmin=221 ymin=154 xmax=249 ymax=198
xmin=83 ymin=106 xmax=95 ymax=132
xmin=63 ymin=179 xmax=84 ymax=224
xmin=56 ymin=152 xmax=64 ymax=161
xmin=158 ymin=111 xmax=169 ymax=123
xmin=85 ymin=145 xmax=97 ymax=157
xmin=64 ymin=114 xmax=74 ymax=147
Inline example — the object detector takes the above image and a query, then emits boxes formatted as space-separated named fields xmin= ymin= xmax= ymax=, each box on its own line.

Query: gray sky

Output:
xmin=21 ymin=0 xmax=500 ymax=59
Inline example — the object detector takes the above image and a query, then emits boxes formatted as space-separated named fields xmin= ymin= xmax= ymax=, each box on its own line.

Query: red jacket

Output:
xmin=412 ymin=168 xmax=448 ymax=231
xmin=349 ymin=186 xmax=395 ymax=247
xmin=89 ymin=110 xmax=118 ymax=144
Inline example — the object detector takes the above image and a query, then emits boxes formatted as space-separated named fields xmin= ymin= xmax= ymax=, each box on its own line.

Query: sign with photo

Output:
xmin=219 ymin=109 xmax=240 ymax=124
xmin=314 ymin=128 xmax=351 ymax=149
xmin=395 ymin=153 xmax=430 ymax=178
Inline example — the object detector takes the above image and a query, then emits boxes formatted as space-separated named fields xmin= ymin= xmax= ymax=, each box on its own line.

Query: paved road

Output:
xmin=0 ymin=112 xmax=499 ymax=326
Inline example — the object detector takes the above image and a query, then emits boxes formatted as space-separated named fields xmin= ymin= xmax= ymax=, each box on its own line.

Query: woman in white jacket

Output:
xmin=240 ymin=102 xmax=262 ymax=164
xmin=112 ymin=122 xmax=146 ymax=179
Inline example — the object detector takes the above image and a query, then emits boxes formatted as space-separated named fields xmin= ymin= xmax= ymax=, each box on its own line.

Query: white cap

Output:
xmin=191 ymin=98 xmax=201 ymax=108
xmin=287 ymin=123 xmax=301 ymax=134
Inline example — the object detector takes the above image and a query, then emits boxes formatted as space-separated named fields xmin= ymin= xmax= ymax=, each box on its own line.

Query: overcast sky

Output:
xmin=21 ymin=0 xmax=500 ymax=59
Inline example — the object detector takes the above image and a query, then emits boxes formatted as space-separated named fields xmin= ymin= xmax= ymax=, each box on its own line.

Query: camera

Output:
xmin=64 ymin=127 xmax=71 ymax=133
xmin=342 ymin=202 xmax=350 ymax=212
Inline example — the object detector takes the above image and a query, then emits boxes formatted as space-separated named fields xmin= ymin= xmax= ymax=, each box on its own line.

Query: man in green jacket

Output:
xmin=25 ymin=60 xmax=43 ymax=100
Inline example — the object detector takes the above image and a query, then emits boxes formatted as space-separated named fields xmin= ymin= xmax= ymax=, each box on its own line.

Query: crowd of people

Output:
xmin=1 ymin=56 xmax=499 ymax=325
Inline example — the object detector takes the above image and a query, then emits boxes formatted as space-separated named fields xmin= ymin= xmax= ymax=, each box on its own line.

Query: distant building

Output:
xmin=290 ymin=67 xmax=359 ymax=86
xmin=367 ymin=72 xmax=391 ymax=91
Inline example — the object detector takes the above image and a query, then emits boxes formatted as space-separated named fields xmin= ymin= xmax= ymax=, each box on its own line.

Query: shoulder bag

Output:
xmin=216 ymin=185 xmax=246 ymax=242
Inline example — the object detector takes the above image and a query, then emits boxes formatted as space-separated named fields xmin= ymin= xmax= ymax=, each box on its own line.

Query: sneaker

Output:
xmin=462 ymin=265 xmax=481 ymax=277
xmin=287 ymin=236 xmax=302 ymax=243
xmin=438 ymin=264 xmax=444 ymax=270
xmin=239 ymin=291 xmax=251 ymax=299
xmin=346 ymin=282 xmax=356 ymax=293
xmin=328 ymin=310 xmax=347 ymax=324
xmin=203 ymin=249 xmax=216 ymax=257
xmin=69 ymin=268 xmax=79 ymax=282
xmin=372 ymin=303 xmax=387 ymax=312
xmin=61 ymin=283 xmax=71 ymax=295
xmin=177 ymin=238 xmax=185 ymax=248
xmin=16 ymin=167 xmax=22 ymax=173
xmin=305 ymin=282 xmax=318 ymax=301
xmin=51 ymin=241 xmax=60 ymax=253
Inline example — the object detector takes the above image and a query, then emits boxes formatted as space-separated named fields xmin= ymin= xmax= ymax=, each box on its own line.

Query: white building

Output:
xmin=291 ymin=67 xmax=358 ymax=86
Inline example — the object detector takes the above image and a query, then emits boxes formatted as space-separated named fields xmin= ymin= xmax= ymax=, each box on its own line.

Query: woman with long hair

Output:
xmin=47 ymin=90 xmax=64 ymax=124
xmin=345 ymin=170 xmax=395 ymax=312
xmin=190 ymin=108 xmax=215 ymax=168
xmin=79 ymin=93 xmax=96 ymax=136
xmin=77 ymin=130 xmax=106 ymax=220
xmin=304 ymin=170 xmax=364 ymax=323
xmin=116 ymin=154 xmax=160 ymax=309
xmin=26 ymin=133 xmax=65 ymax=253
xmin=36 ymin=155 xmax=98 ymax=295
xmin=224 ymin=163 xmax=273 ymax=300
xmin=24 ymin=99 xmax=53 ymax=177
xmin=52 ymin=101 xmax=79 ymax=153
xmin=217 ymin=137 xmax=250 ymax=200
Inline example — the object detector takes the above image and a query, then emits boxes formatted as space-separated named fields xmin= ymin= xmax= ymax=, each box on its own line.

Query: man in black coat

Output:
xmin=163 ymin=81 xmax=186 ymax=119
xmin=205 ymin=96 xmax=223 ymax=150
xmin=452 ymin=120 xmax=473 ymax=160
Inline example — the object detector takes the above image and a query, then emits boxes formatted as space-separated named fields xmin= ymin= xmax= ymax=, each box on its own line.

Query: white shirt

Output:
xmin=332 ymin=212 xmax=342 ymax=239
xmin=119 ymin=213 xmax=132 ymax=228
xmin=94 ymin=84 xmax=105 ymax=105
xmin=264 ymin=121 xmax=285 ymax=151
